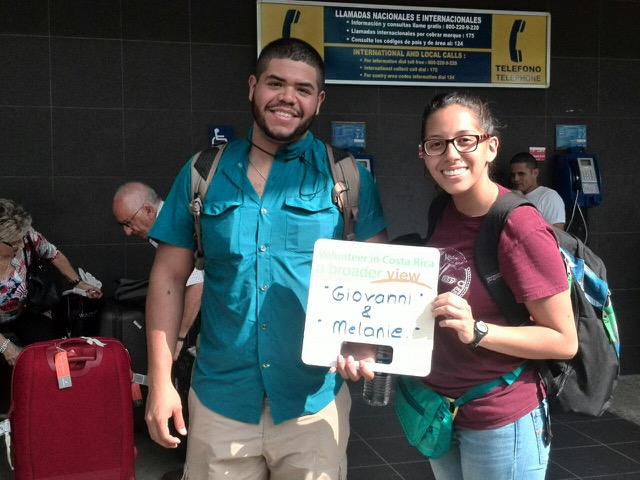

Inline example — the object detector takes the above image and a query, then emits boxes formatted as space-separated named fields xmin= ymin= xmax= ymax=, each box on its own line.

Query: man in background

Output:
xmin=112 ymin=181 xmax=202 ymax=360
xmin=113 ymin=182 xmax=201 ymax=480
xmin=510 ymin=152 xmax=566 ymax=230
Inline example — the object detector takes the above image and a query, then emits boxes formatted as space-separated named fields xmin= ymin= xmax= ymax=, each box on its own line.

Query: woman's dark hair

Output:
xmin=421 ymin=91 xmax=502 ymax=140
xmin=255 ymin=38 xmax=325 ymax=91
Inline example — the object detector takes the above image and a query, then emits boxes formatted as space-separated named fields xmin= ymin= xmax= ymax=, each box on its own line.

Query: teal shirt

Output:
xmin=150 ymin=130 xmax=387 ymax=424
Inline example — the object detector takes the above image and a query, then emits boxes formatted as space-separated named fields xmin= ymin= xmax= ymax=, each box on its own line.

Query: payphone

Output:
xmin=331 ymin=121 xmax=375 ymax=179
xmin=554 ymin=147 xmax=602 ymax=208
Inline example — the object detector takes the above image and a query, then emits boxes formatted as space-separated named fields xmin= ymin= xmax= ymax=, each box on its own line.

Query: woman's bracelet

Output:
xmin=70 ymin=277 xmax=82 ymax=286
xmin=0 ymin=338 xmax=11 ymax=354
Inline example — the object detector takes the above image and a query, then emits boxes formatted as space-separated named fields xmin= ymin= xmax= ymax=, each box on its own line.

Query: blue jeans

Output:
xmin=429 ymin=400 xmax=550 ymax=480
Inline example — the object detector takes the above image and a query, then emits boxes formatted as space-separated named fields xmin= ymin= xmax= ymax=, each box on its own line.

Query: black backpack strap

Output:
xmin=189 ymin=144 xmax=227 ymax=270
xmin=474 ymin=192 xmax=535 ymax=326
xmin=23 ymin=234 xmax=40 ymax=272
xmin=326 ymin=143 xmax=360 ymax=241
xmin=426 ymin=193 xmax=451 ymax=241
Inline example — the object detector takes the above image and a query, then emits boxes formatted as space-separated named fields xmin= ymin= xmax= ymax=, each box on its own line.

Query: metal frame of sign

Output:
xmin=257 ymin=0 xmax=550 ymax=88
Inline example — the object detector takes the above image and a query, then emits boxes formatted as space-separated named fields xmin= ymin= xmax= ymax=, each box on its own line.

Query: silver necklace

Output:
xmin=248 ymin=159 xmax=268 ymax=181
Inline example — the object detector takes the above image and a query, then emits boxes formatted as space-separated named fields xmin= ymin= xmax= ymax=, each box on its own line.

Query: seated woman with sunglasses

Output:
xmin=0 ymin=198 xmax=103 ymax=368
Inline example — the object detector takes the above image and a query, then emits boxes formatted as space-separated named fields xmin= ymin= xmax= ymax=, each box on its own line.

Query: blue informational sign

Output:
xmin=208 ymin=126 xmax=235 ymax=145
xmin=331 ymin=121 xmax=366 ymax=151
xmin=257 ymin=1 xmax=550 ymax=88
xmin=555 ymin=125 xmax=587 ymax=150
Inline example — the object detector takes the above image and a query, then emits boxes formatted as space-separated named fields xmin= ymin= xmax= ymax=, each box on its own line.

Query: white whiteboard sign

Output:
xmin=302 ymin=239 xmax=440 ymax=376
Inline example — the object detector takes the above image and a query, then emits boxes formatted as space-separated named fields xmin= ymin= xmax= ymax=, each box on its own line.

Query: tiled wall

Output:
xmin=1 ymin=0 xmax=639 ymax=373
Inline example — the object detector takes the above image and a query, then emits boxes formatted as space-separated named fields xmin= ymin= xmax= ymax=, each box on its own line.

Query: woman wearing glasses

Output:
xmin=408 ymin=92 xmax=577 ymax=479
xmin=0 ymin=198 xmax=103 ymax=367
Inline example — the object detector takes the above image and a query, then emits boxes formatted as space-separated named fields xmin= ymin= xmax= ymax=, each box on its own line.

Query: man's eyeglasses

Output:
xmin=117 ymin=204 xmax=146 ymax=228
xmin=422 ymin=134 xmax=489 ymax=156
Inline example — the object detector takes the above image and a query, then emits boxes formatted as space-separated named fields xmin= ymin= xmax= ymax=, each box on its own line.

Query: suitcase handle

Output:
xmin=68 ymin=354 xmax=98 ymax=363
xmin=45 ymin=342 xmax=104 ymax=377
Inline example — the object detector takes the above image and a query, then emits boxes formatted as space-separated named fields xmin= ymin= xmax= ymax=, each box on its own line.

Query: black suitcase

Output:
xmin=98 ymin=298 xmax=148 ymax=430
xmin=98 ymin=298 xmax=147 ymax=376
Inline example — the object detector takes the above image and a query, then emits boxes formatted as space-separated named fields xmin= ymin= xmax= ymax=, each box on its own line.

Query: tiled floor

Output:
xmin=347 ymin=379 xmax=640 ymax=480
xmin=135 ymin=377 xmax=640 ymax=479
xmin=2 ymin=378 xmax=639 ymax=479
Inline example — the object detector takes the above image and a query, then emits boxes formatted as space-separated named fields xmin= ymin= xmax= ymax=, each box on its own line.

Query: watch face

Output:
xmin=472 ymin=321 xmax=488 ymax=347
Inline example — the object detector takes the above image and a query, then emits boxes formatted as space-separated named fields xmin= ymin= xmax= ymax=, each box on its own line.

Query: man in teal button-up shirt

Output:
xmin=145 ymin=38 xmax=388 ymax=479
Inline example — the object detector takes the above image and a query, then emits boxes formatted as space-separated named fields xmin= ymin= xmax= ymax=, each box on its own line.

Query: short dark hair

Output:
xmin=256 ymin=38 xmax=325 ymax=91
xmin=510 ymin=152 xmax=538 ymax=170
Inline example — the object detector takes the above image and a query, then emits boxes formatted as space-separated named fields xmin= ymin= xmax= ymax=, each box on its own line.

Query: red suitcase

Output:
xmin=9 ymin=337 xmax=135 ymax=480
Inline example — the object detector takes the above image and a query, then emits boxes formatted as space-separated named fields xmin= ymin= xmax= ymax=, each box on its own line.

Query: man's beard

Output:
xmin=252 ymin=98 xmax=316 ymax=145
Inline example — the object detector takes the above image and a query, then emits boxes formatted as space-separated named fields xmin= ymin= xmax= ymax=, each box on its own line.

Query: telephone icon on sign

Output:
xmin=282 ymin=9 xmax=301 ymax=38
xmin=509 ymin=19 xmax=526 ymax=63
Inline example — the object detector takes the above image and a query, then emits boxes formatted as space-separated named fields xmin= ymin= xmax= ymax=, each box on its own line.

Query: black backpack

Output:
xmin=427 ymin=192 xmax=620 ymax=417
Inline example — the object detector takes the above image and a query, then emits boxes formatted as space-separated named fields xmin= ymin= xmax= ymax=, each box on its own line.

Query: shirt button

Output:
xmin=261 ymin=323 xmax=268 ymax=331
xmin=260 ymin=284 xmax=268 ymax=292
xmin=261 ymin=363 xmax=270 ymax=369
xmin=261 ymin=208 xmax=267 ymax=215
xmin=259 ymin=245 xmax=267 ymax=252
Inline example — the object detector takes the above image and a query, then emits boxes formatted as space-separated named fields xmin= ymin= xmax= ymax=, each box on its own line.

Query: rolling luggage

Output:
xmin=9 ymin=337 xmax=135 ymax=480
xmin=98 ymin=299 xmax=147 ymax=377
xmin=98 ymin=300 xmax=148 ymax=430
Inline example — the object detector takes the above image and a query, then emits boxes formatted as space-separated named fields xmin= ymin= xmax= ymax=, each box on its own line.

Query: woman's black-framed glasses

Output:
xmin=117 ymin=203 xmax=146 ymax=227
xmin=2 ymin=238 xmax=24 ymax=249
xmin=422 ymin=134 xmax=489 ymax=156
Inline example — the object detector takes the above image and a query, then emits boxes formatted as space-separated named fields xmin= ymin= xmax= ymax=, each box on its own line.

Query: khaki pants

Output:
xmin=183 ymin=384 xmax=351 ymax=480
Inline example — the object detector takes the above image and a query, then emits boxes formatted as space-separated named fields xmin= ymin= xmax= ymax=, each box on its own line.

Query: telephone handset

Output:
xmin=554 ymin=150 xmax=603 ymax=207
xmin=282 ymin=9 xmax=301 ymax=38
xmin=509 ymin=19 xmax=526 ymax=63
